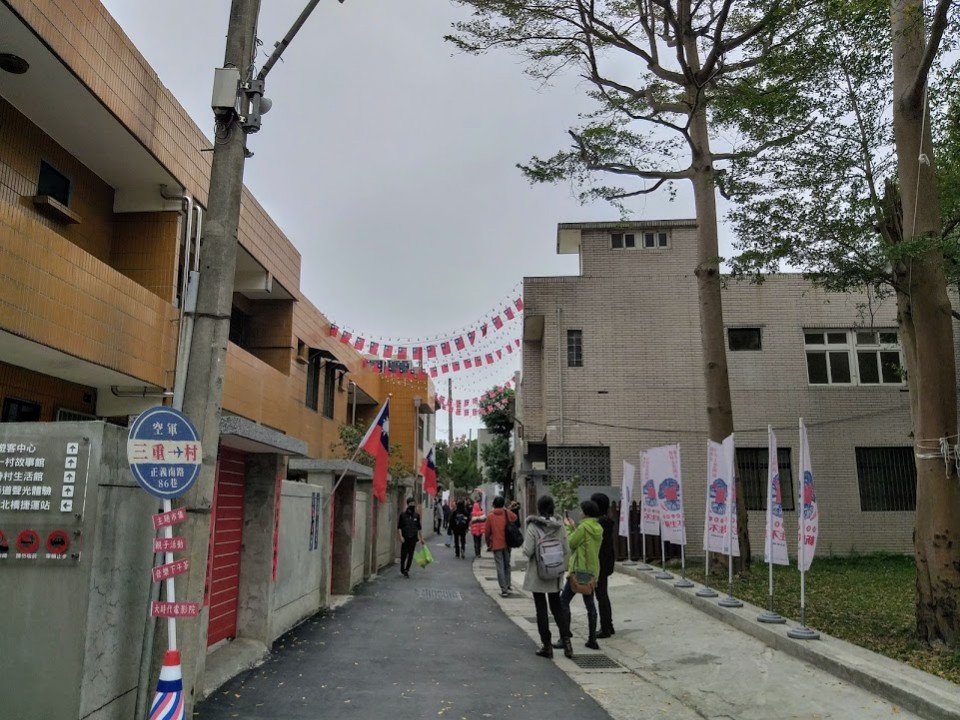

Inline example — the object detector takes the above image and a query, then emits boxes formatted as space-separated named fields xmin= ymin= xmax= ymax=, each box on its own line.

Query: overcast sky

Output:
xmin=100 ymin=0 xmax=705 ymax=439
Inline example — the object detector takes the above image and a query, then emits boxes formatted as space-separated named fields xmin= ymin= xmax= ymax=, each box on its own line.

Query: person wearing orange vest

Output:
xmin=469 ymin=498 xmax=486 ymax=558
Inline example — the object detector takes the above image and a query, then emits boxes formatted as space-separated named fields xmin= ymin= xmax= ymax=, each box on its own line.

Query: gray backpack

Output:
xmin=535 ymin=527 xmax=567 ymax=581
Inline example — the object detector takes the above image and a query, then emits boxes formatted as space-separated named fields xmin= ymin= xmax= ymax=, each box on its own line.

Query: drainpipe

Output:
xmin=557 ymin=307 xmax=564 ymax=444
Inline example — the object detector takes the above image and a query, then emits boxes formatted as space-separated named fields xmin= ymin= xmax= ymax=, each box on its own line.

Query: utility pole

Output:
xmin=447 ymin=377 xmax=453 ymax=450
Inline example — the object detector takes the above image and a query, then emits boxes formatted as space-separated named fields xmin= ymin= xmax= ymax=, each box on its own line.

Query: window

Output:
xmin=728 ymin=328 xmax=762 ymax=351
xmin=37 ymin=161 xmax=70 ymax=206
xmin=658 ymin=232 xmax=669 ymax=247
xmin=804 ymin=329 xmax=902 ymax=386
xmin=229 ymin=305 xmax=251 ymax=348
xmin=2 ymin=397 xmax=42 ymax=422
xmin=567 ymin=329 xmax=583 ymax=367
xmin=322 ymin=362 xmax=337 ymax=419
xmin=856 ymin=447 xmax=916 ymax=511
xmin=642 ymin=231 xmax=670 ymax=248
xmin=611 ymin=232 xmax=636 ymax=249
xmin=547 ymin=445 xmax=611 ymax=486
xmin=735 ymin=447 xmax=795 ymax=511
xmin=305 ymin=351 xmax=321 ymax=411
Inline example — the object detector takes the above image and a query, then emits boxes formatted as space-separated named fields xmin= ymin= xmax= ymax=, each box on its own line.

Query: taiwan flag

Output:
xmin=515 ymin=297 xmax=524 ymax=311
xmin=383 ymin=345 xmax=393 ymax=359
xmin=420 ymin=446 xmax=437 ymax=496
xmin=492 ymin=315 xmax=504 ymax=330
xmin=360 ymin=399 xmax=390 ymax=502
xmin=396 ymin=346 xmax=408 ymax=360
xmin=504 ymin=307 xmax=515 ymax=320
xmin=441 ymin=341 xmax=452 ymax=356
xmin=412 ymin=347 xmax=423 ymax=361
xmin=353 ymin=337 xmax=365 ymax=351
xmin=429 ymin=367 xmax=438 ymax=378
xmin=329 ymin=324 xmax=339 ymax=337
xmin=427 ymin=345 xmax=437 ymax=359
xmin=441 ymin=364 xmax=449 ymax=373
xmin=340 ymin=331 xmax=352 ymax=345
xmin=464 ymin=358 xmax=473 ymax=369
xmin=480 ymin=323 xmax=488 ymax=337
xmin=452 ymin=361 xmax=461 ymax=372
xmin=455 ymin=336 xmax=465 ymax=351
xmin=485 ymin=353 xmax=494 ymax=364
xmin=468 ymin=330 xmax=476 ymax=345
xmin=368 ymin=341 xmax=379 ymax=356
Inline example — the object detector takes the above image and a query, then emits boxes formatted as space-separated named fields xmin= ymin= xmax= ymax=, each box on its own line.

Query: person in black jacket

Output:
xmin=449 ymin=500 xmax=470 ymax=558
xmin=397 ymin=497 xmax=424 ymax=577
xmin=591 ymin=492 xmax=616 ymax=638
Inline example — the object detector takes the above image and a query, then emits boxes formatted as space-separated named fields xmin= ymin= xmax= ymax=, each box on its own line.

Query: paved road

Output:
xmin=196 ymin=543 xmax=611 ymax=719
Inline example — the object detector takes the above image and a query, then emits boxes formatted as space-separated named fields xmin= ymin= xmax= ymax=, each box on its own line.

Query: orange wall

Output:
xmin=0 ymin=361 xmax=97 ymax=421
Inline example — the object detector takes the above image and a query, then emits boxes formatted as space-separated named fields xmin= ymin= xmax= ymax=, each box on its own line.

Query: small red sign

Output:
xmin=153 ymin=536 xmax=187 ymax=553
xmin=150 ymin=601 xmax=199 ymax=618
xmin=0 ymin=528 xmax=8 ymax=553
xmin=152 ymin=558 xmax=190 ymax=583
xmin=16 ymin=529 xmax=40 ymax=554
xmin=46 ymin=530 xmax=70 ymax=555
xmin=152 ymin=507 xmax=187 ymax=530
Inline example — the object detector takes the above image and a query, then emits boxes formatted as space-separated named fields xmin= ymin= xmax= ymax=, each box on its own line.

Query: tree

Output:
xmin=443 ymin=436 xmax=483 ymax=490
xmin=447 ymin=1 xmax=817 ymax=567
xmin=722 ymin=0 xmax=960 ymax=646
xmin=481 ymin=435 xmax=514 ymax=491
xmin=479 ymin=387 xmax=515 ymax=437
xmin=549 ymin=475 xmax=581 ymax=517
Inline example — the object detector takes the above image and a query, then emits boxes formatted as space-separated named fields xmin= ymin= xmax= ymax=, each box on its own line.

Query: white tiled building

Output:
xmin=518 ymin=220 xmax=920 ymax=557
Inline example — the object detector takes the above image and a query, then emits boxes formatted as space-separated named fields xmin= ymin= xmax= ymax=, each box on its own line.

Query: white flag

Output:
xmin=639 ymin=451 xmax=660 ymax=536
xmin=704 ymin=437 xmax=739 ymax=556
xmin=649 ymin=444 xmax=685 ymax=545
xmin=619 ymin=461 xmax=635 ymax=537
xmin=764 ymin=428 xmax=789 ymax=565
xmin=798 ymin=419 xmax=819 ymax=572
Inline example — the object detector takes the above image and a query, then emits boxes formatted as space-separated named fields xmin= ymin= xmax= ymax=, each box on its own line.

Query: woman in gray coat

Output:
xmin=523 ymin=495 xmax=572 ymax=659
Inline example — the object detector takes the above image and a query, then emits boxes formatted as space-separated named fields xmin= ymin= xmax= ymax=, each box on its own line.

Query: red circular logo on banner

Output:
xmin=16 ymin=529 xmax=40 ymax=554
xmin=46 ymin=530 xmax=70 ymax=555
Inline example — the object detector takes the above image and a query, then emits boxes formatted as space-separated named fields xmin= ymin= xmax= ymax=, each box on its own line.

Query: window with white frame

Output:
xmin=643 ymin=231 xmax=670 ymax=248
xmin=610 ymin=232 xmax=636 ymax=249
xmin=804 ymin=329 xmax=902 ymax=386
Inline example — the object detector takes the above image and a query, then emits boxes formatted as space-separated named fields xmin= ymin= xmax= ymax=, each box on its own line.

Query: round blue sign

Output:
xmin=126 ymin=406 xmax=202 ymax=499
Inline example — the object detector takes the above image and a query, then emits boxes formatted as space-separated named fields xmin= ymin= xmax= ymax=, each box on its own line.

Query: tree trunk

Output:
xmin=891 ymin=0 xmax=960 ymax=647
xmin=688 ymin=91 xmax=750 ymax=567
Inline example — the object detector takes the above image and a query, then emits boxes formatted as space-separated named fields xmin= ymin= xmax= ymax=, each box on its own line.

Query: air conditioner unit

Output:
xmin=296 ymin=344 xmax=310 ymax=364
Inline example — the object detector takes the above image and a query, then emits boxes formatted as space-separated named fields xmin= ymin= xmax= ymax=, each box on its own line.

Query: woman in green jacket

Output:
xmin=555 ymin=499 xmax=604 ymax=650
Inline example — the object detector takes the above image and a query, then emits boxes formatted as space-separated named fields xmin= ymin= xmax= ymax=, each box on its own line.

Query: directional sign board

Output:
xmin=127 ymin=406 xmax=202 ymax=499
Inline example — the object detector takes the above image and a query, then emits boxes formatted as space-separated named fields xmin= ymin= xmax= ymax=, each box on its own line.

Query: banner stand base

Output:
xmin=787 ymin=624 xmax=820 ymax=640
xmin=654 ymin=570 xmax=673 ymax=580
xmin=757 ymin=610 xmax=786 ymax=624
xmin=621 ymin=560 xmax=637 ymax=566
xmin=695 ymin=586 xmax=719 ymax=598
xmin=674 ymin=577 xmax=694 ymax=588
xmin=718 ymin=595 xmax=743 ymax=608
xmin=637 ymin=562 xmax=654 ymax=571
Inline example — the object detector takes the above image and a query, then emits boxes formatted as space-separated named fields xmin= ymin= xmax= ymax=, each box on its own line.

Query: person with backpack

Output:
xmin=449 ymin=500 xmax=470 ymax=558
xmin=591 ymin=492 xmax=617 ymax=638
xmin=469 ymin=499 xmax=486 ymax=558
xmin=484 ymin=496 xmax=519 ymax=596
xmin=554 ymin=499 xmax=603 ymax=650
xmin=397 ymin=497 xmax=424 ymax=578
xmin=522 ymin=495 xmax=571 ymax=659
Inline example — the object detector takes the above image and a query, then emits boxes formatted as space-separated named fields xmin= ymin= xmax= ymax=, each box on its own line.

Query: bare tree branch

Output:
xmin=569 ymin=130 xmax=693 ymax=179
xmin=908 ymin=0 xmax=953 ymax=105
xmin=711 ymin=122 xmax=814 ymax=162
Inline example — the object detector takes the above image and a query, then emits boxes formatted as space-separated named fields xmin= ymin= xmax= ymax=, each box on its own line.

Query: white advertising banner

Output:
xmin=704 ymin=437 xmax=740 ymax=556
xmin=639 ymin=452 xmax=661 ymax=536
xmin=764 ymin=428 xmax=790 ymax=565
xmin=798 ymin=420 xmax=819 ymax=572
xmin=648 ymin=444 xmax=686 ymax=545
xmin=619 ymin=460 xmax=635 ymax=537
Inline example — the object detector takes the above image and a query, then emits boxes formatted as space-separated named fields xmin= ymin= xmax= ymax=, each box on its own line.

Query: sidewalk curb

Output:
xmin=617 ymin=563 xmax=960 ymax=720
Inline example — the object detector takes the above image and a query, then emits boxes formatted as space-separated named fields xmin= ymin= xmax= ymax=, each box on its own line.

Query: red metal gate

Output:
xmin=207 ymin=448 xmax=246 ymax=647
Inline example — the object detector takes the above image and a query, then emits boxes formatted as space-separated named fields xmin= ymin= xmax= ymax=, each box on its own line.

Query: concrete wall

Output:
xmin=376 ymin=497 xmax=397 ymax=571
xmin=0 ymin=422 xmax=155 ymax=720
xmin=351 ymin=490 xmax=369 ymax=588
xmin=271 ymin=480 xmax=328 ymax=641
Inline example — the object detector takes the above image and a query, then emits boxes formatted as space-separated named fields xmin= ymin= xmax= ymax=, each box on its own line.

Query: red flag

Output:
xmin=454 ymin=336 xmax=465 ymax=351
xmin=420 ymin=447 xmax=437 ymax=497
xmin=480 ymin=323 xmax=488 ymax=337
xmin=353 ymin=337 xmax=365 ymax=351
xmin=515 ymin=297 xmax=524 ymax=311
xmin=492 ymin=315 xmax=504 ymax=330
xmin=340 ymin=331 xmax=352 ymax=345
xmin=369 ymin=341 xmax=379 ymax=355
xmin=427 ymin=345 xmax=437 ymax=359
xmin=397 ymin=346 xmax=408 ymax=360
xmin=361 ymin=358 xmax=368 ymax=368
xmin=360 ymin=400 xmax=390 ymax=502
xmin=515 ymin=338 xmax=520 ymax=347
xmin=429 ymin=367 xmax=438 ymax=378
xmin=329 ymin=324 xmax=339 ymax=337
xmin=496 ymin=350 xmax=503 ymax=359
xmin=467 ymin=331 xmax=476 ymax=345
xmin=506 ymin=344 xmax=513 ymax=354
xmin=474 ymin=356 xmax=482 ymax=366
xmin=504 ymin=307 xmax=515 ymax=320
xmin=441 ymin=341 xmax=451 ymax=356
xmin=485 ymin=353 xmax=494 ymax=364
xmin=441 ymin=364 xmax=449 ymax=373
xmin=464 ymin=358 xmax=473 ymax=369
xmin=412 ymin=346 xmax=423 ymax=361
xmin=452 ymin=361 xmax=461 ymax=372
xmin=383 ymin=345 xmax=393 ymax=358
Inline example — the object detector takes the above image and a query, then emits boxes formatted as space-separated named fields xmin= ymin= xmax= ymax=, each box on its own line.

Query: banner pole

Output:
xmin=788 ymin=418 xmax=819 ymax=639
xmin=718 ymin=436 xmax=742 ymax=608
xmin=674 ymin=443 xmax=692 ymax=588
xmin=758 ymin=425 xmax=785 ymax=624
xmin=697 ymin=442 xmax=718 ymax=597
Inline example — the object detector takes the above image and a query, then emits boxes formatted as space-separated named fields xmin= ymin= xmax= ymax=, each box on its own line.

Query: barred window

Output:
xmin=567 ymin=329 xmax=583 ymax=367
xmin=547 ymin=446 xmax=611 ymax=486
xmin=735 ymin=447 xmax=795 ymax=511
xmin=855 ymin=447 xmax=916 ymax=511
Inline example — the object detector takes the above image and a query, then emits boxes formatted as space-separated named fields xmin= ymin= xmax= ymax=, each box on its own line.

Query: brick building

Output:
xmin=518 ymin=220 xmax=925 ymax=557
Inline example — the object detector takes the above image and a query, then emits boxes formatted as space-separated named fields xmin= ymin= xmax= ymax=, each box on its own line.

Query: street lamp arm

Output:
xmin=258 ymin=0 xmax=345 ymax=82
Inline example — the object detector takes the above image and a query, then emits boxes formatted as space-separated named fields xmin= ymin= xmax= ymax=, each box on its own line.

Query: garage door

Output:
xmin=207 ymin=448 xmax=246 ymax=647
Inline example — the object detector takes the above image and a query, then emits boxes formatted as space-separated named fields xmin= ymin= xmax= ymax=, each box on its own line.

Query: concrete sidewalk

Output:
xmin=476 ymin=557 xmax=960 ymax=720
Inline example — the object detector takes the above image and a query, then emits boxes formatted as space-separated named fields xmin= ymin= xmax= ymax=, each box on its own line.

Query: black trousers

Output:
xmin=400 ymin=537 xmax=418 ymax=573
xmin=533 ymin=591 xmax=570 ymax=646
xmin=596 ymin=572 xmax=613 ymax=632
xmin=472 ymin=534 xmax=483 ymax=557
xmin=453 ymin=531 xmax=467 ymax=557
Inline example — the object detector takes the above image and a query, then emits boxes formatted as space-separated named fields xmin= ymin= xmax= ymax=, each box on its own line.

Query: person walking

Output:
xmin=484 ymin=496 xmax=518 ymax=596
xmin=397 ymin=497 xmax=424 ymax=578
xmin=442 ymin=501 xmax=453 ymax=547
xmin=555 ymin=499 xmax=603 ymax=650
xmin=591 ymin=492 xmax=616 ymax=638
xmin=523 ymin=495 xmax=572 ymax=659
xmin=469 ymin=498 xmax=486 ymax=558
xmin=433 ymin=498 xmax=443 ymax=534
xmin=449 ymin=499 xmax=470 ymax=558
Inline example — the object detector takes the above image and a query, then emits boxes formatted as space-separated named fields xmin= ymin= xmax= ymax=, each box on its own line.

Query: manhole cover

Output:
xmin=570 ymin=654 xmax=621 ymax=669
xmin=417 ymin=588 xmax=463 ymax=601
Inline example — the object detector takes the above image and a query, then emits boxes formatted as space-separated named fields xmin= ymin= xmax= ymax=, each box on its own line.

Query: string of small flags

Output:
xmin=437 ymin=382 xmax=515 ymax=417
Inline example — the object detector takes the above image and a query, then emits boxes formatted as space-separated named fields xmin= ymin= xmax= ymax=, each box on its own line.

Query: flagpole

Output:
xmin=652 ymin=450 xmax=672 ymax=580
xmin=789 ymin=418 xmax=819 ymax=639
xmin=637 ymin=452 xmax=652 ymax=571
xmin=324 ymin=396 xmax=390 ymax=508
xmin=674 ymin=444 xmax=693 ymax=588
xmin=697 ymin=441 xmax=718 ymax=597
xmin=719 ymin=435 xmax=742 ymax=608
xmin=758 ymin=425 xmax=785 ymax=624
